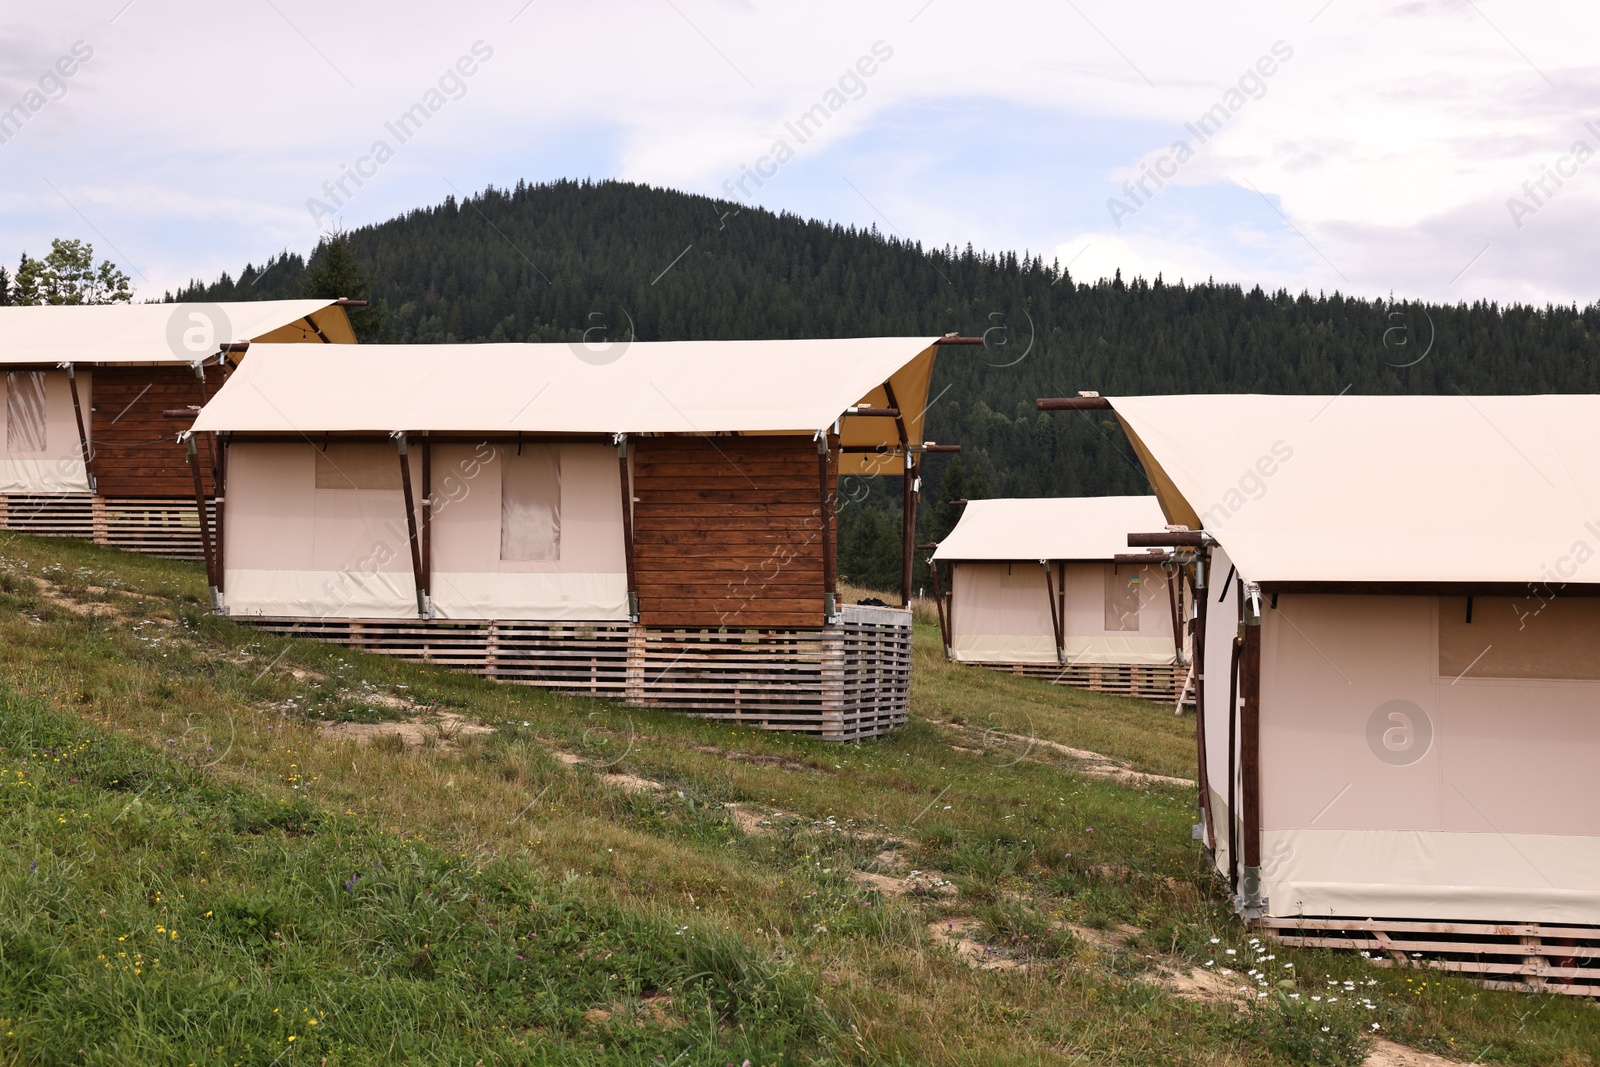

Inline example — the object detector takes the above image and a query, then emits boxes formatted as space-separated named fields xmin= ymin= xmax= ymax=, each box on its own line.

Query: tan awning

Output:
xmin=1107 ymin=393 xmax=1600 ymax=585
xmin=932 ymin=496 xmax=1168 ymax=562
xmin=0 ymin=299 xmax=355 ymax=364
xmin=192 ymin=338 xmax=943 ymax=468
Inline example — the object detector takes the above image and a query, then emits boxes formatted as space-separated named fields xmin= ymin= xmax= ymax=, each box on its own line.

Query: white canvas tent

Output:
xmin=1057 ymin=393 xmax=1600 ymax=965
xmin=0 ymin=300 xmax=355 ymax=551
xmin=186 ymin=337 xmax=955 ymax=741
xmin=930 ymin=497 xmax=1186 ymax=688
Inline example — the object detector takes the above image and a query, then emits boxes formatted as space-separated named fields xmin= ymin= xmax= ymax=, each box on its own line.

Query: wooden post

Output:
xmin=420 ymin=437 xmax=432 ymax=603
xmin=65 ymin=364 xmax=96 ymax=493
xmin=818 ymin=434 xmax=836 ymax=620
xmin=396 ymin=434 xmax=428 ymax=617
xmin=185 ymin=435 xmax=218 ymax=601
xmin=214 ymin=435 xmax=228 ymax=592
xmin=1238 ymin=584 xmax=1264 ymax=912
xmin=1227 ymin=630 xmax=1243 ymax=892
xmin=1167 ymin=563 xmax=1184 ymax=664
xmin=900 ymin=453 xmax=917 ymax=607
xmin=1043 ymin=561 xmax=1065 ymax=663
xmin=1191 ymin=560 xmax=1215 ymax=851
xmin=927 ymin=557 xmax=951 ymax=658
xmin=617 ymin=436 xmax=638 ymax=621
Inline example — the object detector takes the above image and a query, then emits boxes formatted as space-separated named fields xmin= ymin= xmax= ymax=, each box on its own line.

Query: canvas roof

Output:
xmin=191 ymin=338 xmax=943 ymax=469
xmin=932 ymin=496 xmax=1168 ymax=562
xmin=1106 ymin=393 xmax=1600 ymax=585
xmin=0 ymin=300 xmax=354 ymax=365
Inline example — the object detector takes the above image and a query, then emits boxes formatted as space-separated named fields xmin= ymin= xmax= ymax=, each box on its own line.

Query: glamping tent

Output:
xmin=190 ymin=336 xmax=964 ymax=739
xmin=0 ymin=300 xmax=357 ymax=556
xmin=928 ymin=496 xmax=1189 ymax=702
xmin=1039 ymin=392 xmax=1600 ymax=994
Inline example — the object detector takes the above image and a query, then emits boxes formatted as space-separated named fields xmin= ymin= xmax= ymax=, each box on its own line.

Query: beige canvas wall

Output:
xmin=222 ymin=440 xmax=627 ymax=620
xmin=0 ymin=368 xmax=91 ymax=493
xmin=1199 ymin=545 xmax=1239 ymax=880
xmin=949 ymin=560 xmax=1177 ymax=665
xmin=1252 ymin=592 xmax=1600 ymax=924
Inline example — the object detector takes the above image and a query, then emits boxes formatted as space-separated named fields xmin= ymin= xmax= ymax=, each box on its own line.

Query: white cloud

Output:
xmin=0 ymin=0 xmax=1596 ymax=303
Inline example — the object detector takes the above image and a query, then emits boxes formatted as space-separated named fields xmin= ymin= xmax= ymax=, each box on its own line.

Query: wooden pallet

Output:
xmin=0 ymin=494 xmax=212 ymax=561
xmin=1260 ymin=917 xmax=1600 ymax=997
xmin=973 ymin=660 xmax=1191 ymax=704
xmin=239 ymin=606 xmax=911 ymax=741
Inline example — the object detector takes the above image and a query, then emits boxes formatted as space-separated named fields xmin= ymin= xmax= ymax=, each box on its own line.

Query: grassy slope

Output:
xmin=0 ymin=533 xmax=1593 ymax=1066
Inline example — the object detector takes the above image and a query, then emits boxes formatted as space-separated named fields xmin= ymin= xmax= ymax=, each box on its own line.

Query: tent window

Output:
xmin=999 ymin=564 xmax=1039 ymax=589
xmin=314 ymin=442 xmax=402 ymax=490
xmin=1105 ymin=567 xmax=1143 ymax=631
xmin=501 ymin=445 xmax=560 ymax=561
xmin=1439 ymin=596 xmax=1600 ymax=681
xmin=6 ymin=372 xmax=47 ymax=454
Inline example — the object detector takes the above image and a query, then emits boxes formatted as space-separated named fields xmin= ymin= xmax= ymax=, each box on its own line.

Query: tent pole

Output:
xmin=1167 ymin=562 xmax=1184 ymax=666
xmin=214 ymin=434 xmax=228 ymax=593
xmin=65 ymin=363 xmax=96 ymax=493
xmin=1226 ymin=626 xmax=1242 ymax=895
xmin=617 ymin=435 xmax=638 ymax=621
xmin=927 ymin=556 xmax=951 ymax=658
xmin=185 ymin=435 xmax=220 ymax=610
xmin=818 ymin=433 xmax=836 ymax=620
xmin=396 ymin=434 xmax=429 ymax=618
xmin=901 ymin=453 xmax=918 ymax=607
xmin=1236 ymin=580 xmax=1265 ymax=918
xmin=420 ymin=437 xmax=432 ymax=605
xmin=1190 ymin=552 xmax=1215 ymax=851
xmin=1043 ymin=561 xmax=1065 ymax=664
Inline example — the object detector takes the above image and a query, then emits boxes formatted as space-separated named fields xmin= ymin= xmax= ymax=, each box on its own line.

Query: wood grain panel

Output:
xmin=632 ymin=435 xmax=835 ymax=629
xmin=89 ymin=366 xmax=217 ymax=498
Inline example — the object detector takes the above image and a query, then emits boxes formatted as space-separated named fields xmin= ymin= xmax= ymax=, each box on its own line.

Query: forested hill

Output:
xmin=173 ymin=178 xmax=1600 ymax=589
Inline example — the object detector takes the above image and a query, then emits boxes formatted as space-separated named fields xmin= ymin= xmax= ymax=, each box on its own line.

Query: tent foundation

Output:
xmin=237 ymin=603 xmax=911 ymax=741
xmin=0 ymin=492 xmax=216 ymax=561
xmin=970 ymin=660 xmax=1191 ymax=704
xmin=1260 ymin=916 xmax=1600 ymax=998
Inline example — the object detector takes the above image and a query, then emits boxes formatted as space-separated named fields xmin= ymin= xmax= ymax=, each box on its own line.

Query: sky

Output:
xmin=2 ymin=0 xmax=1598 ymax=306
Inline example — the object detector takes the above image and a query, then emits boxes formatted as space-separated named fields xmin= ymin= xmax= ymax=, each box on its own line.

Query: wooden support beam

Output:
xmin=185 ymin=435 xmax=217 ymax=596
xmin=618 ymin=437 xmax=638 ymax=620
xmin=421 ymin=438 xmax=432 ymax=603
xmin=847 ymin=405 xmax=900 ymax=418
xmin=65 ymin=364 xmax=96 ymax=492
xmin=396 ymin=434 xmax=428 ymax=617
xmin=1116 ymin=551 xmax=1172 ymax=564
xmin=1240 ymin=609 xmax=1263 ymax=873
xmin=1226 ymin=628 xmax=1243 ymax=892
xmin=300 ymin=315 xmax=333 ymax=343
xmin=933 ymin=335 xmax=984 ymax=345
xmin=928 ymin=557 xmax=951 ymax=657
xmin=1130 ymin=530 xmax=1205 ymax=547
xmin=818 ymin=436 xmax=836 ymax=618
xmin=1167 ymin=563 xmax=1183 ymax=666
xmin=215 ymin=436 xmax=228 ymax=593
xmin=1043 ymin=561 xmax=1065 ymax=663
xmin=901 ymin=456 xmax=918 ymax=607
xmin=1037 ymin=396 xmax=1112 ymax=410
xmin=1191 ymin=562 xmax=1215 ymax=851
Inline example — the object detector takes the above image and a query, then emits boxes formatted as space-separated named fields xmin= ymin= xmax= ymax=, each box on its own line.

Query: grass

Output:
xmin=0 ymin=533 xmax=1594 ymax=1065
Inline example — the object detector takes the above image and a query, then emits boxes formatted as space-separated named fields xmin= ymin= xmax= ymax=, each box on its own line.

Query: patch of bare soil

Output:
xmin=597 ymin=771 xmax=665 ymax=794
xmin=936 ymin=720 xmax=1193 ymax=788
xmin=549 ymin=750 xmax=666 ymax=793
xmin=319 ymin=712 xmax=492 ymax=749
xmin=926 ymin=918 xmax=1023 ymax=971
xmin=585 ymin=996 xmax=679 ymax=1029
xmin=1364 ymin=1040 xmax=1463 ymax=1067
xmin=31 ymin=576 xmax=126 ymax=619
xmin=854 ymin=868 xmax=958 ymax=899
xmin=684 ymin=742 xmax=813 ymax=773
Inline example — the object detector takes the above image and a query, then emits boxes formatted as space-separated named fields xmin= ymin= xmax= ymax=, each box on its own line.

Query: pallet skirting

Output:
xmin=1260 ymin=916 xmax=1600 ymax=997
xmin=969 ymin=660 xmax=1190 ymax=704
xmin=238 ymin=607 xmax=911 ymax=741
xmin=0 ymin=493 xmax=212 ymax=561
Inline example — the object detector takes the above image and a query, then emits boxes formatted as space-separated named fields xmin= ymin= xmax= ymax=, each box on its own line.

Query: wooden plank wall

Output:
xmin=89 ymin=367 xmax=216 ymax=497
xmin=631 ymin=435 xmax=836 ymax=629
